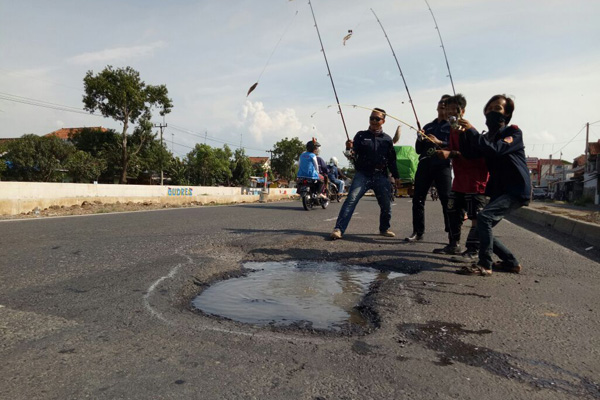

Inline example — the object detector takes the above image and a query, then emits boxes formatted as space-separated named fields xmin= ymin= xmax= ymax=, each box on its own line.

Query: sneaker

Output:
xmin=433 ymin=244 xmax=462 ymax=255
xmin=380 ymin=230 xmax=396 ymax=237
xmin=330 ymin=229 xmax=342 ymax=240
xmin=449 ymin=251 xmax=478 ymax=263
xmin=404 ymin=232 xmax=424 ymax=242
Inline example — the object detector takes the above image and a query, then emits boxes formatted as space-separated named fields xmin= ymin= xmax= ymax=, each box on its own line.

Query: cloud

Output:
xmin=68 ymin=41 xmax=167 ymax=65
xmin=239 ymin=100 xmax=310 ymax=143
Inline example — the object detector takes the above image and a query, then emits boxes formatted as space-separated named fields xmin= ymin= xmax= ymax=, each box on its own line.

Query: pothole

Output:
xmin=192 ymin=261 xmax=405 ymax=333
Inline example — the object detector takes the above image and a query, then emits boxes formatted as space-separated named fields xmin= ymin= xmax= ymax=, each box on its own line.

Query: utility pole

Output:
xmin=204 ymin=130 xmax=207 ymax=145
xmin=265 ymin=149 xmax=275 ymax=193
xmin=585 ymin=122 xmax=590 ymax=173
xmin=154 ymin=122 xmax=167 ymax=185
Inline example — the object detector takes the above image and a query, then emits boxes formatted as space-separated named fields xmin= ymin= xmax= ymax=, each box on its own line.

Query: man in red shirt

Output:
xmin=433 ymin=94 xmax=489 ymax=260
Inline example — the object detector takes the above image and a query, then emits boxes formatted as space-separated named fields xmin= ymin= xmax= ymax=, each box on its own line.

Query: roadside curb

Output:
xmin=513 ymin=206 xmax=600 ymax=248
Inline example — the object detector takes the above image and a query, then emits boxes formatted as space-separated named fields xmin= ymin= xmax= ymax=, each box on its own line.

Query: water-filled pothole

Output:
xmin=192 ymin=261 xmax=405 ymax=332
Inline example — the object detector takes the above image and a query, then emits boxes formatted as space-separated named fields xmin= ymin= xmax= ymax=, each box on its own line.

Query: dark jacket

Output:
xmin=316 ymin=156 xmax=328 ymax=176
xmin=352 ymin=130 xmax=399 ymax=179
xmin=416 ymin=119 xmax=451 ymax=169
xmin=460 ymin=125 xmax=531 ymax=202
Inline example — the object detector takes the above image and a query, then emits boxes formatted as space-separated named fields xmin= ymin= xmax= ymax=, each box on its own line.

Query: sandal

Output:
xmin=456 ymin=264 xmax=492 ymax=276
xmin=493 ymin=261 xmax=522 ymax=274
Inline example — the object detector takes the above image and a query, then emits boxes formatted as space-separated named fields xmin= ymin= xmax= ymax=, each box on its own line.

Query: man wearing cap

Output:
xmin=330 ymin=108 xmax=400 ymax=240
xmin=297 ymin=138 xmax=327 ymax=199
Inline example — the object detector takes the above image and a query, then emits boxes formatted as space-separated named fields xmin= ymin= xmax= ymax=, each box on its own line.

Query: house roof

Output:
xmin=588 ymin=140 xmax=600 ymax=156
xmin=44 ymin=126 xmax=108 ymax=140
xmin=538 ymin=159 xmax=565 ymax=166
xmin=248 ymin=157 xmax=269 ymax=164
xmin=572 ymin=154 xmax=586 ymax=168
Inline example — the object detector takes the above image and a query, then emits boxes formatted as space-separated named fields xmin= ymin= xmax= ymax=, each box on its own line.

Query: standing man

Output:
xmin=457 ymin=94 xmax=530 ymax=276
xmin=330 ymin=108 xmax=400 ymax=240
xmin=405 ymin=95 xmax=452 ymax=242
xmin=433 ymin=94 xmax=488 ymax=261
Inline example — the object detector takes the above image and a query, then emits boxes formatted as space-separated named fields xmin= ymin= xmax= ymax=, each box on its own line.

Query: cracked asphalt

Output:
xmin=1 ymin=198 xmax=599 ymax=399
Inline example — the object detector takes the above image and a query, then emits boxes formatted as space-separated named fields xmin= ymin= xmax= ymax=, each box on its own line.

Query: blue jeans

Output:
xmin=477 ymin=194 xmax=527 ymax=269
xmin=334 ymin=171 xmax=391 ymax=234
xmin=331 ymin=178 xmax=345 ymax=194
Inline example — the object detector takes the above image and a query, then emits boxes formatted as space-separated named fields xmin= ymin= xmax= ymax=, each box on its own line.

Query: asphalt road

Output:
xmin=1 ymin=197 xmax=599 ymax=400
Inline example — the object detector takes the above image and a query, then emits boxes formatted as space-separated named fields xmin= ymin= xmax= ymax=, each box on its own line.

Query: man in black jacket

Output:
xmin=330 ymin=108 xmax=400 ymax=240
xmin=456 ymin=94 xmax=530 ymax=276
xmin=405 ymin=95 xmax=452 ymax=242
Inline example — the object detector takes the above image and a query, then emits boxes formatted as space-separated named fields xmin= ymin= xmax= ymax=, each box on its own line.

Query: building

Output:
xmin=44 ymin=126 xmax=109 ymax=141
xmin=583 ymin=140 xmax=599 ymax=204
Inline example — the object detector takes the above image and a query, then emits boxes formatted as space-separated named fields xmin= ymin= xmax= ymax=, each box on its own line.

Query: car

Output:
xmin=532 ymin=187 xmax=548 ymax=200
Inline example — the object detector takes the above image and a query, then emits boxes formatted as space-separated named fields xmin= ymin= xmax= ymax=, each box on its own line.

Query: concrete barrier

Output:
xmin=513 ymin=206 xmax=600 ymax=248
xmin=0 ymin=182 xmax=297 ymax=215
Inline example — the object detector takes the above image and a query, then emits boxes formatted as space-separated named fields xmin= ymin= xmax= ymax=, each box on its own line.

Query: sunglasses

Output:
xmin=369 ymin=116 xmax=383 ymax=122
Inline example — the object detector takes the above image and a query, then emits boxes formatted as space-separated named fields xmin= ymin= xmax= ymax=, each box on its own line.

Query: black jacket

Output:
xmin=460 ymin=125 xmax=531 ymax=202
xmin=352 ymin=130 xmax=399 ymax=178
xmin=416 ymin=119 xmax=451 ymax=169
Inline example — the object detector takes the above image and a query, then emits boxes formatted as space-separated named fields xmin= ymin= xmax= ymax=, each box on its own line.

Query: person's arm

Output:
xmin=387 ymin=142 xmax=400 ymax=179
xmin=476 ymin=126 xmax=525 ymax=157
xmin=459 ymin=127 xmax=483 ymax=159
xmin=312 ymin=155 xmax=319 ymax=172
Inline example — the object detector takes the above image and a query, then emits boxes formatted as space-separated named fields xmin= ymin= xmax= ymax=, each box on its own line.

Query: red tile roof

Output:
xmin=248 ymin=157 xmax=269 ymax=164
xmin=45 ymin=127 xmax=108 ymax=140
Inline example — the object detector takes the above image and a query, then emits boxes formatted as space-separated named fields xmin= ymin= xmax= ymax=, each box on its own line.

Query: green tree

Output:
xmin=166 ymin=156 xmax=190 ymax=186
xmin=64 ymin=150 xmax=107 ymax=183
xmin=70 ymin=127 xmax=120 ymax=182
xmin=270 ymin=137 xmax=304 ymax=181
xmin=83 ymin=65 xmax=173 ymax=184
xmin=2 ymin=135 xmax=74 ymax=182
xmin=230 ymin=148 xmax=252 ymax=186
xmin=187 ymin=144 xmax=232 ymax=186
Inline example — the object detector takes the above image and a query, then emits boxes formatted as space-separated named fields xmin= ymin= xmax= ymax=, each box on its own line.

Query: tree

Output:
xmin=166 ymin=156 xmax=190 ymax=186
xmin=270 ymin=137 xmax=304 ymax=181
xmin=83 ymin=66 xmax=173 ymax=184
xmin=2 ymin=135 xmax=74 ymax=182
xmin=186 ymin=144 xmax=232 ymax=186
xmin=64 ymin=150 xmax=107 ymax=183
xmin=230 ymin=148 xmax=252 ymax=186
xmin=70 ymin=127 xmax=120 ymax=182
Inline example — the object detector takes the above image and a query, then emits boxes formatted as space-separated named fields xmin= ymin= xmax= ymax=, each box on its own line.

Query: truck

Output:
xmin=394 ymin=146 xmax=419 ymax=197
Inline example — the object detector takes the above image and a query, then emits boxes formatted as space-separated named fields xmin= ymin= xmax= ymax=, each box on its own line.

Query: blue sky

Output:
xmin=1 ymin=0 xmax=599 ymax=167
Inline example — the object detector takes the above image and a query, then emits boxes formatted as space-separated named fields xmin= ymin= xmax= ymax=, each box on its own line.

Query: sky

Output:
xmin=1 ymin=0 xmax=600 ymax=168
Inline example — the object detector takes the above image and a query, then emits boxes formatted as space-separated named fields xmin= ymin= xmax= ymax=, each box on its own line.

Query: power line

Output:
xmin=551 ymin=124 xmax=587 ymax=157
xmin=168 ymin=124 xmax=267 ymax=153
xmin=0 ymin=92 xmax=101 ymax=117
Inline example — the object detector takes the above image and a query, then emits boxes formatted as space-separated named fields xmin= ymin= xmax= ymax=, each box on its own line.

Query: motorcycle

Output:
xmin=327 ymin=178 xmax=342 ymax=202
xmin=296 ymin=178 xmax=329 ymax=210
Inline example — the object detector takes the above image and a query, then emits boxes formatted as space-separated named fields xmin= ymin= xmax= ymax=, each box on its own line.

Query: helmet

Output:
xmin=306 ymin=138 xmax=321 ymax=152
xmin=329 ymin=157 xmax=338 ymax=166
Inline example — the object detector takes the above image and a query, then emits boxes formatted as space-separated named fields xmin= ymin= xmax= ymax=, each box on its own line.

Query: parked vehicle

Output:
xmin=394 ymin=146 xmax=419 ymax=197
xmin=532 ymin=187 xmax=548 ymax=200
xmin=296 ymin=178 xmax=329 ymax=210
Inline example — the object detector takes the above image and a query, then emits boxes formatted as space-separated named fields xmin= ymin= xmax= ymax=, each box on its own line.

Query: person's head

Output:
xmin=436 ymin=94 xmax=451 ymax=120
xmin=369 ymin=108 xmax=386 ymax=131
xmin=306 ymin=138 xmax=321 ymax=154
xmin=483 ymin=94 xmax=514 ymax=123
xmin=445 ymin=94 xmax=467 ymax=120
xmin=483 ymin=94 xmax=514 ymax=132
xmin=329 ymin=156 xmax=338 ymax=166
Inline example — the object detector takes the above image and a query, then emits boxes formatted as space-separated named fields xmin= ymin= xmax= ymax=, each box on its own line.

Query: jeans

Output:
xmin=477 ymin=194 xmax=527 ymax=269
xmin=412 ymin=162 xmax=452 ymax=235
xmin=334 ymin=171 xmax=391 ymax=234
xmin=331 ymin=178 xmax=345 ymax=194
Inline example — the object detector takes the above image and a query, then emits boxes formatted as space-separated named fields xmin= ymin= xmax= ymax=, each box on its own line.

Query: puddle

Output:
xmin=192 ymin=261 xmax=404 ymax=332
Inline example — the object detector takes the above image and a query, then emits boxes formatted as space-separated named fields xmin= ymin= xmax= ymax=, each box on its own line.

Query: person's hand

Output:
xmin=435 ymin=150 xmax=451 ymax=160
xmin=427 ymin=134 xmax=443 ymax=146
xmin=458 ymin=118 xmax=473 ymax=131
xmin=345 ymin=140 xmax=353 ymax=150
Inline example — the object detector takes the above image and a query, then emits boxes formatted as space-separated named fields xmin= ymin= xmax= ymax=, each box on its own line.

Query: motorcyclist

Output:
xmin=297 ymin=138 xmax=327 ymax=199
xmin=327 ymin=157 xmax=346 ymax=194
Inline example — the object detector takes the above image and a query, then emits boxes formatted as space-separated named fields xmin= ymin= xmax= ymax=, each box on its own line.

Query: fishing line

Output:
xmin=370 ymin=8 xmax=422 ymax=131
xmin=307 ymin=0 xmax=350 ymax=141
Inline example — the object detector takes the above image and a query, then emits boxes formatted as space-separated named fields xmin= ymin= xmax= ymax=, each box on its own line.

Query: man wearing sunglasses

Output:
xmin=405 ymin=95 xmax=452 ymax=242
xmin=330 ymin=108 xmax=401 ymax=240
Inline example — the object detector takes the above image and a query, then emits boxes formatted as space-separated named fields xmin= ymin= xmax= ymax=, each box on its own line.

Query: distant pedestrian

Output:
xmin=456 ymin=94 xmax=530 ymax=276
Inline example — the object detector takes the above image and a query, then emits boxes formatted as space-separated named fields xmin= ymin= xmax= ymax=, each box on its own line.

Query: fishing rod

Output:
xmin=307 ymin=0 xmax=350 ymax=141
xmin=370 ymin=8 xmax=422 ymax=131
xmin=423 ymin=0 xmax=456 ymax=95
xmin=316 ymin=103 xmax=443 ymax=150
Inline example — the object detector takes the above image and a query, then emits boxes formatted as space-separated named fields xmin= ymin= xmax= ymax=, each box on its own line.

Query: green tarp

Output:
xmin=394 ymin=146 xmax=419 ymax=181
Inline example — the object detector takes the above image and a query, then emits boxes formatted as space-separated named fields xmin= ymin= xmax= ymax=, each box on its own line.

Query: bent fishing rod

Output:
xmin=370 ymin=8 xmax=422 ymax=131
xmin=307 ymin=0 xmax=350 ymax=141
xmin=424 ymin=0 xmax=456 ymax=95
